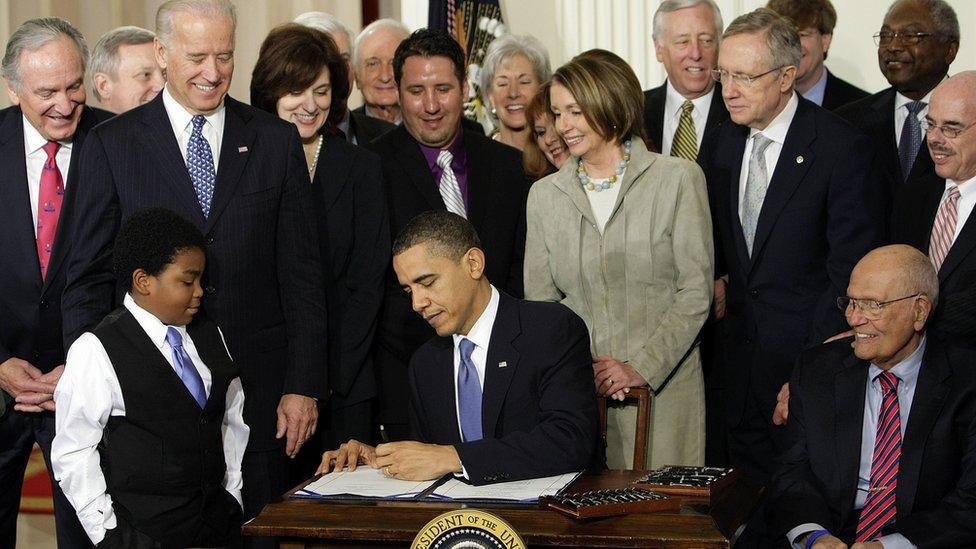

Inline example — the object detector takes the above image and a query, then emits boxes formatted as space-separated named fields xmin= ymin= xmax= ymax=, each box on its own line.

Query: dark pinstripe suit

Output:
xmin=61 ymin=93 xmax=327 ymax=519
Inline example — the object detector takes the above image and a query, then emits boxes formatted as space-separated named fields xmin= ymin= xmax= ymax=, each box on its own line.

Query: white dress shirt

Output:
xmin=894 ymin=89 xmax=933 ymax=148
xmin=941 ymin=175 xmax=976 ymax=244
xmin=162 ymin=85 xmax=225 ymax=171
xmin=23 ymin=116 xmax=72 ymax=234
xmin=661 ymin=80 xmax=714 ymax=157
xmin=51 ymin=294 xmax=248 ymax=545
xmin=737 ymin=92 xmax=799 ymax=225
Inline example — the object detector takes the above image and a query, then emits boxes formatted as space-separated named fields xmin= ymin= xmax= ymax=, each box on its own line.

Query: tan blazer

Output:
xmin=524 ymin=139 xmax=713 ymax=468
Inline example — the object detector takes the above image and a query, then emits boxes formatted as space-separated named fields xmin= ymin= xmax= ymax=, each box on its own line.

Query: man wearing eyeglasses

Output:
xmin=768 ymin=244 xmax=976 ymax=548
xmin=698 ymin=8 xmax=884 ymax=492
xmin=836 ymin=0 xmax=959 ymax=191
xmin=891 ymin=72 xmax=976 ymax=350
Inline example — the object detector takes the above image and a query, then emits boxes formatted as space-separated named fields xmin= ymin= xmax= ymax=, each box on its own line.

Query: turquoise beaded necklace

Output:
xmin=576 ymin=140 xmax=632 ymax=192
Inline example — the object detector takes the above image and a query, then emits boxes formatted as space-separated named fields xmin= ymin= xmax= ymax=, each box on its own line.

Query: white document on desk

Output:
xmin=429 ymin=471 xmax=582 ymax=503
xmin=295 ymin=467 xmax=433 ymax=499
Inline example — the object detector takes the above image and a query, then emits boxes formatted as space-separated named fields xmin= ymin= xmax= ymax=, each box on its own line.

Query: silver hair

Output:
xmin=902 ymin=249 xmax=940 ymax=308
xmin=294 ymin=11 xmax=353 ymax=50
xmin=652 ymin=0 xmax=724 ymax=43
xmin=353 ymin=18 xmax=410 ymax=68
xmin=884 ymin=0 xmax=959 ymax=42
xmin=156 ymin=0 xmax=237 ymax=50
xmin=479 ymin=34 xmax=551 ymax=101
xmin=723 ymin=8 xmax=802 ymax=70
xmin=89 ymin=26 xmax=155 ymax=101
xmin=2 ymin=17 xmax=89 ymax=89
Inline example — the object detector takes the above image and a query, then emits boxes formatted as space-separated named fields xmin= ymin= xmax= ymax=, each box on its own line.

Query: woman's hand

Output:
xmin=593 ymin=355 xmax=648 ymax=401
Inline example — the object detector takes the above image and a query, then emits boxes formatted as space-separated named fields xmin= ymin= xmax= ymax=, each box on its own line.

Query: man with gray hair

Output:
xmin=294 ymin=11 xmax=395 ymax=145
xmin=89 ymin=26 xmax=164 ymax=114
xmin=699 ymin=8 xmax=883 ymax=485
xmin=0 ymin=16 xmax=111 ymax=549
xmin=769 ymin=244 xmax=976 ymax=548
xmin=352 ymin=18 xmax=411 ymax=125
xmin=644 ymin=0 xmax=728 ymax=161
xmin=61 ymin=1 xmax=327 ymax=541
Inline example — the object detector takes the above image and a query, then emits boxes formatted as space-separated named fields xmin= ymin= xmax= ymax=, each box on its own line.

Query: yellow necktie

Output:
xmin=670 ymin=100 xmax=698 ymax=161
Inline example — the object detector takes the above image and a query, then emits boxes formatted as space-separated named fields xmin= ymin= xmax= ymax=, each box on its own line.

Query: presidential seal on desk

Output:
xmin=411 ymin=509 xmax=526 ymax=549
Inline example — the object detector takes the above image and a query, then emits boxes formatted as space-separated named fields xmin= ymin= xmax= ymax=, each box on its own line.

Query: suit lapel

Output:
xmin=748 ymin=99 xmax=815 ymax=270
xmin=939 ymin=212 xmax=976 ymax=283
xmin=315 ymin=135 xmax=352 ymax=211
xmin=870 ymin=90 xmax=901 ymax=181
xmin=897 ymin=342 xmax=950 ymax=517
xmin=464 ymin=131 xmax=490 ymax=232
xmin=206 ymin=97 xmax=255 ymax=233
xmin=139 ymin=95 xmax=206 ymax=225
xmin=0 ymin=108 xmax=40 ymax=287
xmin=703 ymin=84 xmax=728 ymax=135
xmin=481 ymin=293 xmax=520 ymax=437
xmin=606 ymin=141 xmax=655 ymax=225
xmin=906 ymin=172 xmax=948 ymax=252
xmin=720 ymin=125 xmax=751 ymax=273
xmin=552 ymin=160 xmax=598 ymax=228
xmin=834 ymin=354 xmax=868 ymax=518
xmin=393 ymin=127 xmax=443 ymax=210
xmin=428 ymin=337 xmax=462 ymax=444
xmin=647 ymin=84 xmax=666 ymax=150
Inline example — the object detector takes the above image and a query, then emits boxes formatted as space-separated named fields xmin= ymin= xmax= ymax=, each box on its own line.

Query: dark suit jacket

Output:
xmin=348 ymin=107 xmax=396 ymax=146
xmin=820 ymin=70 xmax=870 ymax=112
xmin=892 ymin=171 xmax=976 ymax=346
xmin=0 ymin=105 xmax=112 ymax=407
xmin=311 ymin=135 xmax=389 ymax=406
xmin=408 ymin=291 xmax=600 ymax=484
xmin=642 ymin=82 xmax=728 ymax=155
xmin=836 ymin=87 xmax=936 ymax=196
xmin=768 ymin=339 xmax=976 ymax=547
xmin=366 ymin=125 xmax=528 ymax=426
xmin=61 ymin=94 xmax=327 ymax=450
xmin=699 ymin=96 xmax=885 ymax=422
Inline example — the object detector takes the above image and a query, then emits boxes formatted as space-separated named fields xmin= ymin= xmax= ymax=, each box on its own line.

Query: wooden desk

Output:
xmin=243 ymin=470 xmax=762 ymax=548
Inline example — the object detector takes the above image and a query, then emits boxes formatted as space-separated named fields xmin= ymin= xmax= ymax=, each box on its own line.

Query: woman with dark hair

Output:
xmin=523 ymin=81 xmax=569 ymax=181
xmin=251 ymin=24 xmax=389 ymax=457
xmin=524 ymin=50 xmax=713 ymax=469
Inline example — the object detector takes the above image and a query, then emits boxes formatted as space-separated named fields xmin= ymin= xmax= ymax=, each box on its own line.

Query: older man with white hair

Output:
xmin=352 ymin=18 xmax=410 ymax=125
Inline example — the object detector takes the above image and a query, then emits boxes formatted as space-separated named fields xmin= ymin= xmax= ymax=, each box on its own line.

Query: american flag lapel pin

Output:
xmin=498 ymin=361 xmax=508 ymax=368
xmin=238 ymin=146 xmax=248 ymax=153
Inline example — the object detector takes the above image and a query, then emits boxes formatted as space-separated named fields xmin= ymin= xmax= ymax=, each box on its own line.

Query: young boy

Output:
xmin=51 ymin=208 xmax=249 ymax=548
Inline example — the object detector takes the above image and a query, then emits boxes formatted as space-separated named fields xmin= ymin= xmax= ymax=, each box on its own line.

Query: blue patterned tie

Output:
xmin=457 ymin=338 xmax=483 ymax=442
xmin=187 ymin=115 xmax=215 ymax=217
xmin=898 ymin=101 xmax=926 ymax=181
xmin=166 ymin=327 xmax=208 ymax=408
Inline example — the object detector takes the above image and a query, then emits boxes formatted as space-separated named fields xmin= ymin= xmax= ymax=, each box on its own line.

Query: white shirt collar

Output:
xmin=949 ymin=173 xmax=976 ymax=194
xmin=749 ymin=92 xmax=799 ymax=145
xmin=162 ymin=85 xmax=225 ymax=138
xmin=22 ymin=115 xmax=73 ymax=155
xmin=665 ymin=79 xmax=714 ymax=118
xmin=895 ymin=88 xmax=935 ymax=110
xmin=452 ymin=285 xmax=500 ymax=352
xmin=123 ymin=293 xmax=187 ymax=352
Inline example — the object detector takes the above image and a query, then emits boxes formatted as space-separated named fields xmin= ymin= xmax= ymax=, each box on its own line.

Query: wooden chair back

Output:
xmin=598 ymin=386 xmax=651 ymax=470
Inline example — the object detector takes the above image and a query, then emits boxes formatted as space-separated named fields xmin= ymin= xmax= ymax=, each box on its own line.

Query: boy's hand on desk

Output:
xmin=373 ymin=441 xmax=462 ymax=481
xmin=317 ymin=439 xmax=376 ymax=475
xmin=277 ymin=393 xmax=319 ymax=458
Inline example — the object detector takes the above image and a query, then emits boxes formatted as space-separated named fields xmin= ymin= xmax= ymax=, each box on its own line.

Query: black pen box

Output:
xmin=631 ymin=465 xmax=741 ymax=505
xmin=539 ymin=487 xmax=681 ymax=519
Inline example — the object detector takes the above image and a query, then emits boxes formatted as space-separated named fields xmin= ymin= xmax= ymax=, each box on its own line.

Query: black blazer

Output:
xmin=768 ymin=339 xmax=976 ymax=547
xmin=836 ymin=87 xmax=936 ymax=193
xmin=348 ymin=107 xmax=396 ymax=146
xmin=0 ymin=105 xmax=112 ymax=403
xmin=820 ymin=70 xmax=870 ymax=112
xmin=642 ymin=82 xmax=728 ymax=155
xmin=366 ymin=125 xmax=528 ymax=425
xmin=61 ymin=94 xmax=327 ymax=450
xmin=699 ymin=97 xmax=885 ymax=422
xmin=311 ymin=135 xmax=389 ymax=406
xmin=892 ymin=171 xmax=976 ymax=346
xmin=408 ymin=291 xmax=600 ymax=484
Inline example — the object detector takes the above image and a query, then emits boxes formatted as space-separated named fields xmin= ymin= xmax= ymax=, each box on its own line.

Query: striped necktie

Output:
xmin=436 ymin=150 xmax=466 ymax=218
xmin=856 ymin=371 xmax=901 ymax=542
xmin=670 ymin=100 xmax=698 ymax=161
xmin=928 ymin=185 xmax=961 ymax=271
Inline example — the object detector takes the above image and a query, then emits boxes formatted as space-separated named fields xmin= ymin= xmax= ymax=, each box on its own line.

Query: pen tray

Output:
xmin=631 ymin=465 xmax=740 ymax=504
xmin=539 ymin=487 xmax=680 ymax=519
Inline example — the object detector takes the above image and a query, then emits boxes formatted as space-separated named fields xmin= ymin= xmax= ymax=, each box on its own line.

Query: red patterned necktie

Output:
xmin=856 ymin=371 xmax=901 ymax=542
xmin=36 ymin=141 xmax=64 ymax=279
xmin=929 ymin=185 xmax=961 ymax=271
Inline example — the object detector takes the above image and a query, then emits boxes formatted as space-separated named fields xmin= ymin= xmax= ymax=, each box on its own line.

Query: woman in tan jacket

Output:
xmin=525 ymin=51 xmax=714 ymax=469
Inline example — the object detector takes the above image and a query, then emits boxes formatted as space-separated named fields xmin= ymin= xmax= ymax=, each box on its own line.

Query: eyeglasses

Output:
xmin=710 ymin=66 xmax=785 ymax=87
xmin=837 ymin=294 xmax=920 ymax=319
xmin=920 ymin=119 xmax=976 ymax=139
xmin=873 ymin=31 xmax=938 ymax=46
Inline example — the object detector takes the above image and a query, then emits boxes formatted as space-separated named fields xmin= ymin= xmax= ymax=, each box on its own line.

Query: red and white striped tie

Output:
xmin=929 ymin=185 xmax=961 ymax=271
xmin=856 ymin=371 xmax=901 ymax=542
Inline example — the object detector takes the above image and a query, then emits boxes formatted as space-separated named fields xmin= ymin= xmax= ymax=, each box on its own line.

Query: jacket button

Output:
xmin=206 ymin=235 xmax=215 ymax=245
xmin=205 ymin=285 xmax=216 ymax=295
xmin=748 ymin=289 xmax=759 ymax=298
xmin=200 ymin=417 xmax=208 ymax=425
xmin=39 ymin=299 xmax=49 ymax=309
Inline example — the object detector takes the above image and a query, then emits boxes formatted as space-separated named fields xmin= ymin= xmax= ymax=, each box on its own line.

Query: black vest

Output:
xmin=93 ymin=308 xmax=240 ymax=547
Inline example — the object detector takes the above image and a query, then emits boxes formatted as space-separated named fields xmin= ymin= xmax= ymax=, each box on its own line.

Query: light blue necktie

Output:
xmin=187 ymin=115 xmax=215 ymax=217
xmin=742 ymin=133 xmax=774 ymax=257
xmin=898 ymin=100 xmax=926 ymax=181
xmin=166 ymin=327 xmax=208 ymax=408
xmin=457 ymin=338 xmax=483 ymax=442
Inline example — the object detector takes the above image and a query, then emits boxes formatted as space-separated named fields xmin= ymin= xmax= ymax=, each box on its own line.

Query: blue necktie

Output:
xmin=457 ymin=338 xmax=483 ymax=442
xmin=898 ymin=101 xmax=926 ymax=181
xmin=165 ymin=327 xmax=208 ymax=408
xmin=187 ymin=115 xmax=215 ymax=217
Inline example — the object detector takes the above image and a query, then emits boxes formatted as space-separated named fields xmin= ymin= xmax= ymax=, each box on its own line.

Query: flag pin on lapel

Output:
xmin=238 ymin=146 xmax=248 ymax=153
xmin=796 ymin=155 xmax=804 ymax=164
xmin=498 ymin=361 xmax=508 ymax=368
